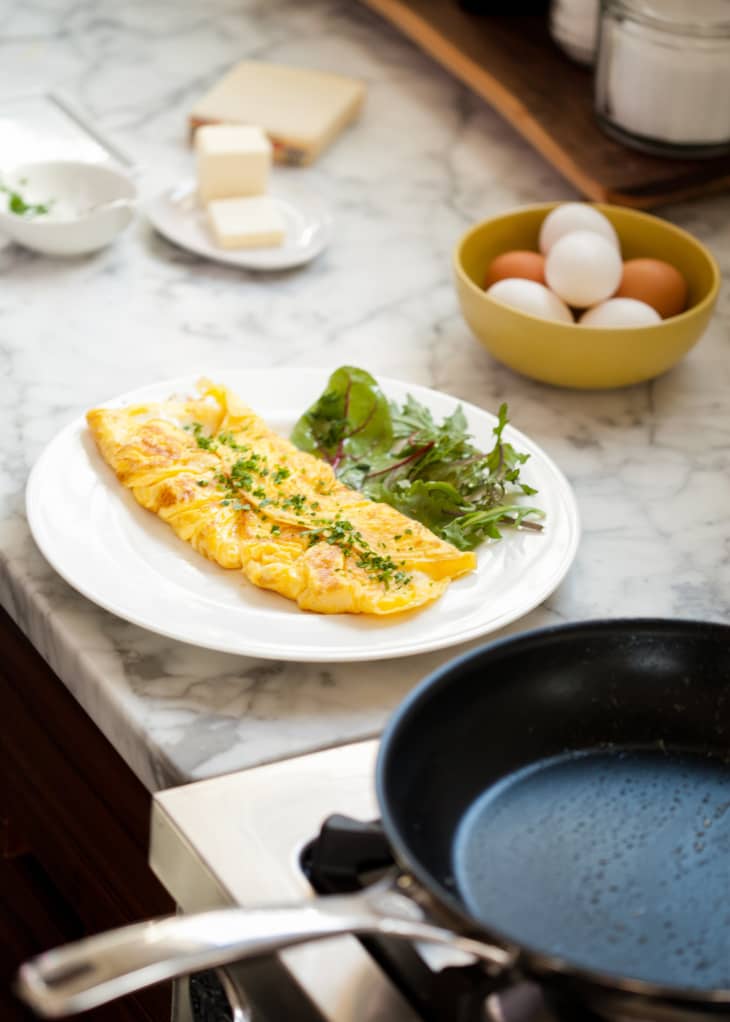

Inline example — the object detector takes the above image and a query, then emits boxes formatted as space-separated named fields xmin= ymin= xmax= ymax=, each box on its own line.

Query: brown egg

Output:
xmin=616 ymin=258 xmax=688 ymax=319
xmin=484 ymin=250 xmax=546 ymax=290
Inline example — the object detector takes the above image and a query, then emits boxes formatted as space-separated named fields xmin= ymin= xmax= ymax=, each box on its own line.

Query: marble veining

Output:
xmin=1 ymin=0 xmax=730 ymax=792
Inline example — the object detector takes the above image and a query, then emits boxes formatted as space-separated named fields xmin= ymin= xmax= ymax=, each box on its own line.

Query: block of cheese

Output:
xmin=195 ymin=124 xmax=272 ymax=202
xmin=206 ymin=196 xmax=286 ymax=249
xmin=190 ymin=62 xmax=365 ymax=166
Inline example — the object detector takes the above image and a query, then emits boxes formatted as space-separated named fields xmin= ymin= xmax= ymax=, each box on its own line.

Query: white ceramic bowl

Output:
xmin=0 ymin=160 xmax=136 ymax=256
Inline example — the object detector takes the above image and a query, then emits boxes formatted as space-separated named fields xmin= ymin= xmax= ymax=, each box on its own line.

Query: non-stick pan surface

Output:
xmin=377 ymin=618 xmax=730 ymax=1010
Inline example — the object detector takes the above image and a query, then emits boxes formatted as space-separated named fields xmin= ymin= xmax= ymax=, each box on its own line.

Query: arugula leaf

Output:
xmin=290 ymin=367 xmax=544 ymax=550
xmin=441 ymin=504 xmax=544 ymax=550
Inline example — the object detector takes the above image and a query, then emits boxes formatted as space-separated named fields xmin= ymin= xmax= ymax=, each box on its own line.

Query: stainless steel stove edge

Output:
xmin=148 ymin=740 xmax=421 ymax=1022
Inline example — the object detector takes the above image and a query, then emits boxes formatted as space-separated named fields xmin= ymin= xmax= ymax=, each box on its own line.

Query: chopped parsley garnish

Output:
xmin=190 ymin=422 xmax=218 ymax=451
xmin=281 ymin=493 xmax=307 ymax=513
xmin=273 ymin=466 xmax=291 ymax=484
xmin=217 ymin=430 xmax=247 ymax=451
xmin=303 ymin=517 xmax=410 ymax=589
xmin=227 ymin=453 xmax=266 ymax=492
xmin=211 ymin=448 xmax=277 ymax=516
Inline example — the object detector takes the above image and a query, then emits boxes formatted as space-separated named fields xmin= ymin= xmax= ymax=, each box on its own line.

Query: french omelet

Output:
xmin=86 ymin=379 xmax=476 ymax=615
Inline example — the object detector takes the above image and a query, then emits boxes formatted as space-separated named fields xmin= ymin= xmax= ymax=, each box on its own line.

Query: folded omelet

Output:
xmin=87 ymin=380 xmax=476 ymax=615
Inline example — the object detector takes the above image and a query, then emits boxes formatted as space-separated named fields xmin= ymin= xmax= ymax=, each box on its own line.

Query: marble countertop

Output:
xmin=2 ymin=0 xmax=729 ymax=794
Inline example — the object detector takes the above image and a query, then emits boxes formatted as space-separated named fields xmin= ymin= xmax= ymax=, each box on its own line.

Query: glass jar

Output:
xmin=594 ymin=0 xmax=730 ymax=157
xmin=549 ymin=0 xmax=601 ymax=66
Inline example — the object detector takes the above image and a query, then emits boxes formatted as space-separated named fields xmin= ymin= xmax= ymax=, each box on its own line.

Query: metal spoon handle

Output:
xmin=16 ymin=887 xmax=511 ymax=1017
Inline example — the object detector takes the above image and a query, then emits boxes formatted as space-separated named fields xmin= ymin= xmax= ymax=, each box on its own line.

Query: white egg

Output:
xmin=539 ymin=203 xmax=620 ymax=255
xmin=545 ymin=231 xmax=623 ymax=308
xmin=580 ymin=298 xmax=662 ymax=328
xmin=486 ymin=278 xmax=574 ymax=323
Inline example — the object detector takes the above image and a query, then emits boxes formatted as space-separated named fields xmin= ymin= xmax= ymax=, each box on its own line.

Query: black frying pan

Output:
xmin=16 ymin=619 xmax=730 ymax=1019
xmin=378 ymin=617 xmax=730 ymax=1018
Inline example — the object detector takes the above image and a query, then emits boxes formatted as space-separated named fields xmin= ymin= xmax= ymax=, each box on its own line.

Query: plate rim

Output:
xmin=144 ymin=178 xmax=333 ymax=271
xmin=26 ymin=370 xmax=581 ymax=662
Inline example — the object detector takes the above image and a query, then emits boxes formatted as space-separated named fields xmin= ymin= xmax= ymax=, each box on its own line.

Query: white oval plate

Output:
xmin=145 ymin=178 xmax=332 ymax=270
xmin=26 ymin=371 xmax=580 ymax=662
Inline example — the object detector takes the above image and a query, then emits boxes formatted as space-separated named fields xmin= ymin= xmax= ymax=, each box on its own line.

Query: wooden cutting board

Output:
xmin=360 ymin=0 xmax=730 ymax=208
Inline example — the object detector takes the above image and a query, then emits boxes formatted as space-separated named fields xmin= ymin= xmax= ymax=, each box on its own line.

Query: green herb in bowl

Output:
xmin=0 ymin=182 xmax=52 ymax=217
xmin=291 ymin=366 xmax=543 ymax=551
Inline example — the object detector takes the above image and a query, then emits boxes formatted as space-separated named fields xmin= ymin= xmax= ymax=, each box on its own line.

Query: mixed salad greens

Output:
xmin=291 ymin=366 xmax=543 ymax=551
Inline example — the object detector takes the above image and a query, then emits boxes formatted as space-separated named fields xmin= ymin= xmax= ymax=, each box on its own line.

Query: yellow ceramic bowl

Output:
xmin=454 ymin=203 xmax=720 ymax=389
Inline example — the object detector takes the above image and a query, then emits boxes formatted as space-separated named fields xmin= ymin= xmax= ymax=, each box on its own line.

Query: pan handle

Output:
xmin=16 ymin=879 xmax=515 ymax=1018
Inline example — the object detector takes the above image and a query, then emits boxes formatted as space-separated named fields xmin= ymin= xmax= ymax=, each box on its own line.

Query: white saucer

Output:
xmin=145 ymin=178 xmax=332 ymax=270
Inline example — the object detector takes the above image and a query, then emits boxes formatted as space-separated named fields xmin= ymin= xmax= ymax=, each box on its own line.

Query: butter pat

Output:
xmin=207 ymin=196 xmax=285 ymax=249
xmin=195 ymin=124 xmax=271 ymax=203
xmin=190 ymin=62 xmax=365 ymax=165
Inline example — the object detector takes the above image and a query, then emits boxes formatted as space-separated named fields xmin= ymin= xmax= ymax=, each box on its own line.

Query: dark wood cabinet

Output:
xmin=1 ymin=607 xmax=175 ymax=1021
